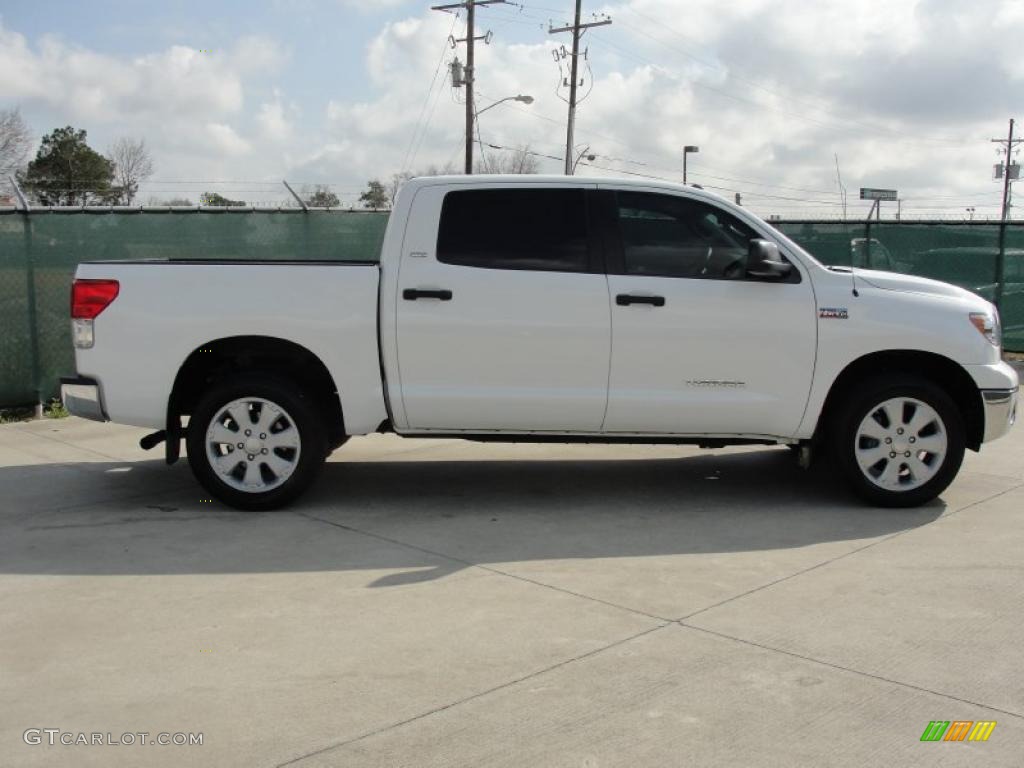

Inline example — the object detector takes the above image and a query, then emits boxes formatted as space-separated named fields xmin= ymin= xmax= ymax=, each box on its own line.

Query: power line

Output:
xmin=584 ymin=30 xmax=984 ymax=152
xmin=612 ymin=5 xmax=982 ymax=146
xmin=402 ymin=11 xmax=460 ymax=174
xmin=410 ymin=67 xmax=456 ymax=172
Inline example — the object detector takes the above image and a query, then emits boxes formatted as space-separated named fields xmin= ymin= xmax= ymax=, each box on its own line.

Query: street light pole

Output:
xmin=474 ymin=95 xmax=534 ymax=172
xmin=572 ymin=145 xmax=595 ymax=174
xmin=683 ymin=145 xmax=699 ymax=184
xmin=475 ymin=94 xmax=534 ymax=117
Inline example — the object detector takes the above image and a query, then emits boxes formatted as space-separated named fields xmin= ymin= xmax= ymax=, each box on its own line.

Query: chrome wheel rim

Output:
xmin=205 ymin=397 xmax=301 ymax=493
xmin=855 ymin=397 xmax=947 ymax=492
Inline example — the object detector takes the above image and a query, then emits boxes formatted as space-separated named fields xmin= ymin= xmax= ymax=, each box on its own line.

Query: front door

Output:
xmin=601 ymin=188 xmax=817 ymax=437
xmin=394 ymin=183 xmax=611 ymax=432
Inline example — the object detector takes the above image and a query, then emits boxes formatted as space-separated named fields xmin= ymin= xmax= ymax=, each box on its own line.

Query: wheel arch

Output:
xmin=168 ymin=336 xmax=346 ymax=462
xmin=814 ymin=350 xmax=984 ymax=451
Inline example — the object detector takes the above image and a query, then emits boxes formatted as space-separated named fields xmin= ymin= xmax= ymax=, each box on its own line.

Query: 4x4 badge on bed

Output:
xmin=819 ymin=307 xmax=849 ymax=319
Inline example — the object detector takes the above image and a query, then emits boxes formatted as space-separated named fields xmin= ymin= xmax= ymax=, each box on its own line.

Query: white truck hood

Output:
xmin=853 ymin=268 xmax=976 ymax=301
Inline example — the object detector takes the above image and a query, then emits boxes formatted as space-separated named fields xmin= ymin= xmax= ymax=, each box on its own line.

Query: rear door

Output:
xmin=600 ymin=188 xmax=817 ymax=437
xmin=394 ymin=183 xmax=611 ymax=432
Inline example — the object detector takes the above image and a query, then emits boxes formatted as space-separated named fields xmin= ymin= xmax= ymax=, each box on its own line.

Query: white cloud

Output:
xmin=3 ymin=2 xmax=1022 ymax=215
xmin=0 ymin=23 xmax=286 ymax=123
xmin=258 ymin=89 xmax=296 ymax=141
xmin=205 ymin=123 xmax=252 ymax=156
xmin=336 ymin=0 xmax=407 ymax=9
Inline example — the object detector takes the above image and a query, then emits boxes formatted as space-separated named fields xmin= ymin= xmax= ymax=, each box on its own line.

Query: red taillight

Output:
xmin=71 ymin=279 xmax=120 ymax=319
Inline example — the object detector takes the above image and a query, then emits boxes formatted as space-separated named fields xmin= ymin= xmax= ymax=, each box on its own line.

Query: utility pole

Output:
xmin=550 ymin=2 xmax=611 ymax=175
xmin=991 ymin=118 xmax=1021 ymax=311
xmin=432 ymin=0 xmax=504 ymax=174
xmin=991 ymin=118 xmax=1021 ymax=221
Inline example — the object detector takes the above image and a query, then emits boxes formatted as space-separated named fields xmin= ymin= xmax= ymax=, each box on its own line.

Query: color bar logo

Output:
xmin=920 ymin=720 xmax=996 ymax=742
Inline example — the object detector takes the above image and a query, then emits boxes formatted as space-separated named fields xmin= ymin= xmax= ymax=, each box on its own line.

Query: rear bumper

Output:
xmin=60 ymin=376 xmax=108 ymax=422
xmin=981 ymin=388 xmax=1017 ymax=443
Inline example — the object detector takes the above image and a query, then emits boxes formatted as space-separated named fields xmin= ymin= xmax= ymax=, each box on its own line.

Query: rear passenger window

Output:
xmin=437 ymin=189 xmax=589 ymax=272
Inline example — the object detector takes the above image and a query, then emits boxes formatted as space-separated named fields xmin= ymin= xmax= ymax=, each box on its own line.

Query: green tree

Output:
xmin=306 ymin=185 xmax=340 ymax=208
xmin=358 ymin=179 xmax=389 ymax=210
xmin=21 ymin=126 xmax=116 ymax=206
xmin=200 ymin=192 xmax=246 ymax=207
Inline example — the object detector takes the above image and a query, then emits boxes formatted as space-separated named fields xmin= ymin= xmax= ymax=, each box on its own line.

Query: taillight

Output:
xmin=71 ymin=279 xmax=120 ymax=319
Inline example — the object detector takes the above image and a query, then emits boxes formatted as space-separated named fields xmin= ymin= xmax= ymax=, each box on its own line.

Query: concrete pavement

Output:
xmin=1 ymin=417 xmax=1021 ymax=766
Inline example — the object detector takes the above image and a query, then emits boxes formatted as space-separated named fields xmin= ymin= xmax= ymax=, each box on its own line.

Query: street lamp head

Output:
xmin=684 ymin=145 xmax=699 ymax=153
xmin=515 ymin=95 xmax=535 ymax=104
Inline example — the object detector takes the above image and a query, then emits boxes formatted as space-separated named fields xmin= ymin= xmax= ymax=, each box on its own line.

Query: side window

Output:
xmin=437 ymin=188 xmax=589 ymax=272
xmin=616 ymin=192 xmax=761 ymax=280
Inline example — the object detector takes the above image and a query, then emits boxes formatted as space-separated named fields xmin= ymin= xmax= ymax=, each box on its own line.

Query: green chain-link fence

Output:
xmin=1 ymin=210 xmax=1021 ymax=408
xmin=774 ymin=220 xmax=1024 ymax=353
xmin=0 ymin=209 xmax=388 ymax=408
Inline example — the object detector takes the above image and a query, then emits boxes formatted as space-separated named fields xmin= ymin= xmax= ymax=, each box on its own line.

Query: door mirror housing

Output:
xmin=747 ymin=239 xmax=793 ymax=280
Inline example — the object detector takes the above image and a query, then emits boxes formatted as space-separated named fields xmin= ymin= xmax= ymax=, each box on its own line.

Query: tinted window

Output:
xmin=617 ymin=192 xmax=760 ymax=280
xmin=437 ymin=189 xmax=589 ymax=272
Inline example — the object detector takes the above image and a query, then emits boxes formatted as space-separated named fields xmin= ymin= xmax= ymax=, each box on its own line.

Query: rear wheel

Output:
xmin=186 ymin=375 xmax=328 ymax=510
xmin=834 ymin=376 xmax=965 ymax=508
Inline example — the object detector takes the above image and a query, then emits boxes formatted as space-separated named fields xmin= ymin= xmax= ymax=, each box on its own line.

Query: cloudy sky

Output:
xmin=1 ymin=0 xmax=1021 ymax=217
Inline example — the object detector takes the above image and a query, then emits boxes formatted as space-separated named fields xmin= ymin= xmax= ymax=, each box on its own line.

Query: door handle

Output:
xmin=403 ymin=288 xmax=453 ymax=301
xmin=616 ymin=294 xmax=665 ymax=307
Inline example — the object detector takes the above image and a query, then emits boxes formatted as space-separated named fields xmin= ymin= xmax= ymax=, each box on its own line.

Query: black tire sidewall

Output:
xmin=186 ymin=375 xmax=327 ymax=510
xmin=834 ymin=376 xmax=966 ymax=508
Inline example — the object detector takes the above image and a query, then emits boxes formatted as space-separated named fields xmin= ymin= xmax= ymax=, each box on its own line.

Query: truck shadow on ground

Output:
xmin=0 ymin=447 xmax=945 ymax=580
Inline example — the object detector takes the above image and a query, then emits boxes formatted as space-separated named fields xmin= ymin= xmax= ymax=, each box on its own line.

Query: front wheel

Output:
xmin=186 ymin=375 xmax=328 ymax=510
xmin=834 ymin=376 xmax=965 ymax=508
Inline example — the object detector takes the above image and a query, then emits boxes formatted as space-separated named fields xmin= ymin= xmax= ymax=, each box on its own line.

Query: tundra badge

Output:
xmin=819 ymin=307 xmax=849 ymax=319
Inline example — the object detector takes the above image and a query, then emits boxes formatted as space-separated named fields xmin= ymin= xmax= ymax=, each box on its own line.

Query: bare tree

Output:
xmin=475 ymin=144 xmax=540 ymax=174
xmin=419 ymin=161 xmax=459 ymax=176
xmin=389 ymin=171 xmax=413 ymax=206
xmin=389 ymin=162 xmax=459 ymax=205
xmin=107 ymin=137 xmax=154 ymax=205
xmin=0 ymin=107 xmax=32 ymax=191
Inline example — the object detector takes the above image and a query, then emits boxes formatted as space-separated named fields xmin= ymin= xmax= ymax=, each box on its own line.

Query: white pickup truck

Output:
xmin=61 ymin=176 xmax=1017 ymax=510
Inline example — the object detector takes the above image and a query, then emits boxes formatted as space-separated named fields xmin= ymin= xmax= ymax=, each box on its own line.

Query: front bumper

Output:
xmin=60 ymin=376 xmax=108 ymax=422
xmin=981 ymin=388 xmax=1017 ymax=443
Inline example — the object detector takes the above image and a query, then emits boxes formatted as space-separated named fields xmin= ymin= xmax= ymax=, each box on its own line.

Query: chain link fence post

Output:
xmin=10 ymin=177 xmax=43 ymax=418
xmin=994 ymin=219 xmax=1006 ymax=312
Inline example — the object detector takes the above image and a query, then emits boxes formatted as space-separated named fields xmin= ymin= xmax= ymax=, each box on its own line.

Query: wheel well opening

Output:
xmin=817 ymin=350 xmax=984 ymax=451
xmin=170 ymin=336 xmax=346 ymax=448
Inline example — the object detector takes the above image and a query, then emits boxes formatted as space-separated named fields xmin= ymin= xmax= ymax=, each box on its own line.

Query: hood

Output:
xmin=853 ymin=268 xmax=980 ymax=301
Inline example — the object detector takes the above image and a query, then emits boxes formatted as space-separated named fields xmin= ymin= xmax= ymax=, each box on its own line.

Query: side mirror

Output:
xmin=747 ymin=239 xmax=792 ymax=280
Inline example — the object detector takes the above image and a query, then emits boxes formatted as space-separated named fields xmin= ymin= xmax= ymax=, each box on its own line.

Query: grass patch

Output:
xmin=0 ymin=407 xmax=34 ymax=424
xmin=0 ymin=398 xmax=68 ymax=422
xmin=44 ymin=398 xmax=69 ymax=419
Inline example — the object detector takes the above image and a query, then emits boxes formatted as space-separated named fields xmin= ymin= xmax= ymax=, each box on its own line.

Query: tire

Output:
xmin=833 ymin=375 xmax=965 ymax=508
xmin=186 ymin=374 xmax=328 ymax=510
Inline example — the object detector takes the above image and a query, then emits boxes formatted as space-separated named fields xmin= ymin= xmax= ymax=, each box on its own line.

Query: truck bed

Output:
xmin=73 ymin=260 xmax=388 ymax=434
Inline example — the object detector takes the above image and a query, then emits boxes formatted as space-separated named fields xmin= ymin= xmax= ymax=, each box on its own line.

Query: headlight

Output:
xmin=969 ymin=310 xmax=1001 ymax=347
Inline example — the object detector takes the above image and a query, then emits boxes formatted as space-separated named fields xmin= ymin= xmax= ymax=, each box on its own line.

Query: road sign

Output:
xmin=860 ymin=188 xmax=898 ymax=201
